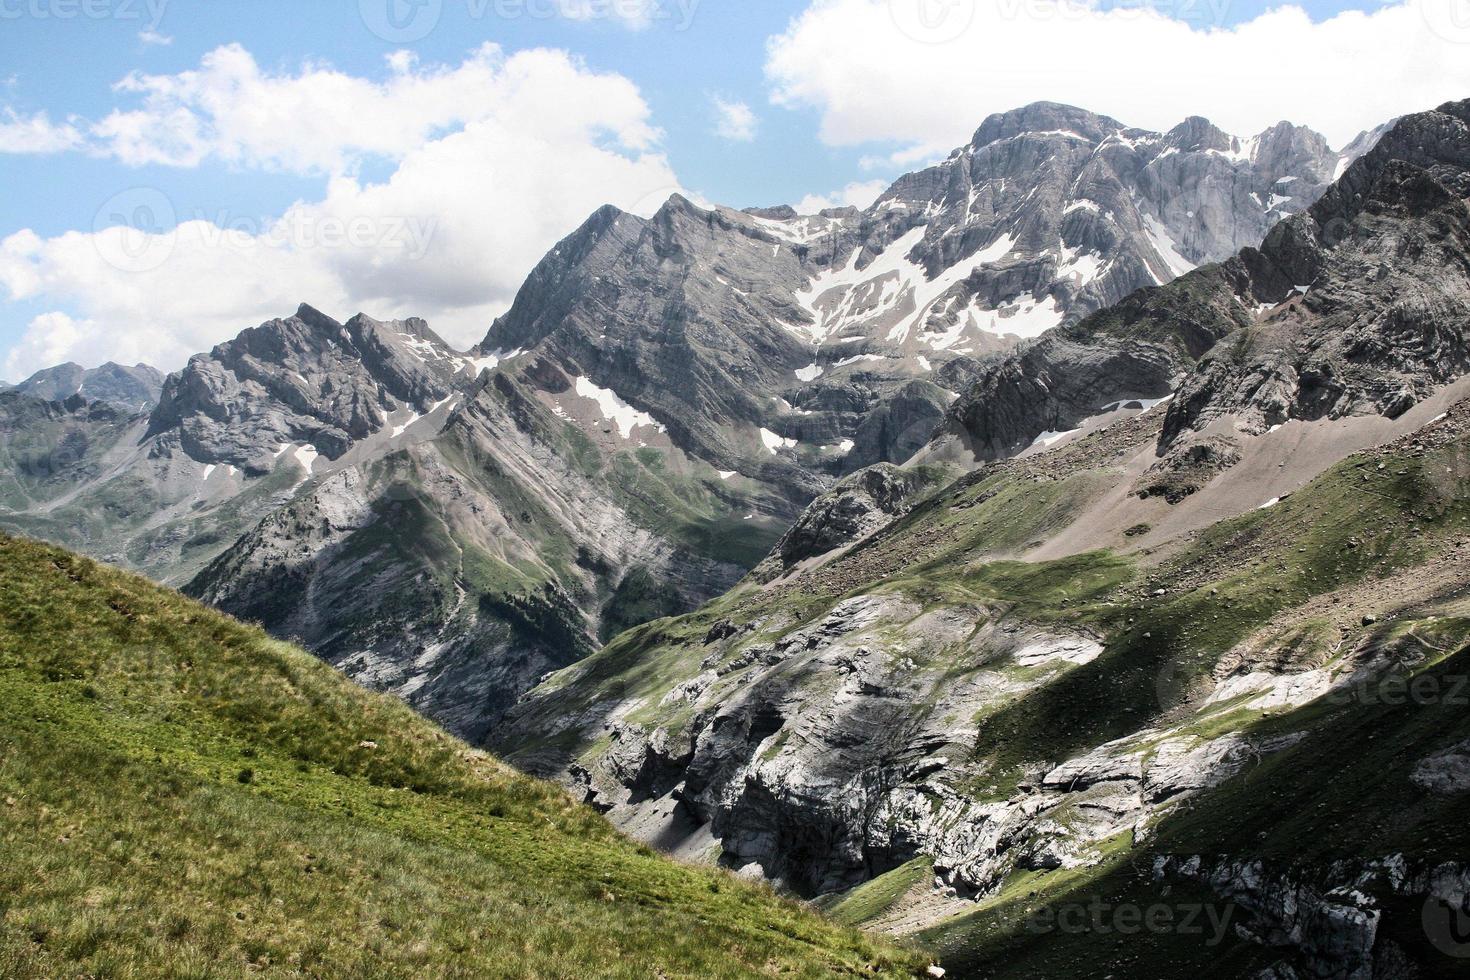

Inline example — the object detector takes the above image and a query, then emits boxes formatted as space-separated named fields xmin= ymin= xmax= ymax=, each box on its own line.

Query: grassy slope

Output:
xmin=0 ymin=535 xmax=926 ymax=979
xmin=508 ymin=406 xmax=1470 ymax=974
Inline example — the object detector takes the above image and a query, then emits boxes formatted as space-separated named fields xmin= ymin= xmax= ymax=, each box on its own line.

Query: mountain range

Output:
xmin=0 ymin=104 xmax=1379 ymax=739
xmin=3 ymin=98 xmax=1470 ymax=975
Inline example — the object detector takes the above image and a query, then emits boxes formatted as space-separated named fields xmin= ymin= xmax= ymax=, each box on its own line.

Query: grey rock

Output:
xmin=6 ymin=362 xmax=164 ymax=414
xmin=147 ymin=304 xmax=460 ymax=474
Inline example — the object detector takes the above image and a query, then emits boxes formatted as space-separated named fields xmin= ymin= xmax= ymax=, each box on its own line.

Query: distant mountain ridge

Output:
xmin=5 ymin=361 xmax=164 ymax=414
xmin=0 ymin=101 xmax=1391 ymax=744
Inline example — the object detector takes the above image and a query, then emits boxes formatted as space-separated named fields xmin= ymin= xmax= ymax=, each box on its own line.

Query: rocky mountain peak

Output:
xmin=1312 ymin=97 xmax=1470 ymax=231
xmin=743 ymin=204 xmax=800 ymax=221
xmin=1162 ymin=115 xmax=1234 ymax=153
xmin=145 ymin=305 xmax=472 ymax=473
xmin=969 ymin=101 xmax=1122 ymax=149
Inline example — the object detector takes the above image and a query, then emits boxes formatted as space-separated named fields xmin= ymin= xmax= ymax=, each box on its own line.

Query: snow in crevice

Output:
xmin=1098 ymin=395 xmax=1174 ymax=413
xmin=795 ymin=363 xmax=824 ymax=382
xmin=833 ymin=353 xmax=888 ymax=368
xmin=457 ymin=348 xmax=525 ymax=376
xmin=1142 ymin=214 xmax=1196 ymax=282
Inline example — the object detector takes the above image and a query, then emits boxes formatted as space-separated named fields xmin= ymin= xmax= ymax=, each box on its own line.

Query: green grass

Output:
xmin=0 ymin=534 xmax=927 ymax=979
xmin=818 ymin=858 xmax=935 ymax=928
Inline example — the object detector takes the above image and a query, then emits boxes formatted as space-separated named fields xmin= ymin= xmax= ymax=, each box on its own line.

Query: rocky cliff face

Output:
xmin=495 ymin=99 xmax=1470 ymax=975
xmin=146 ymin=305 xmax=466 ymax=474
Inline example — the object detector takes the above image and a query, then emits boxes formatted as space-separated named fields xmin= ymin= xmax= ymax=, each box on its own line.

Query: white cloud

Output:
xmin=0 ymin=46 xmax=683 ymax=377
xmin=3 ymin=312 xmax=94 ymax=381
xmin=712 ymin=96 xmax=758 ymax=142
xmin=55 ymin=42 xmax=661 ymax=177
xmin=0 ymin=109 xmax=83 ymax=154
xmin=767 ymin=0 xmax=1470 ymax=152
xmin=137 ymin=29 xmax=173 ymax=46
xmin=794 ymin=179 xmax=888 ymax=214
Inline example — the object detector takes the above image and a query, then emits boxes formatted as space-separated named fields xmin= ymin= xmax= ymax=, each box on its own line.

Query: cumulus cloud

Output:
xmin=137 ymin=29 xmax=173 ymax=46
xmin=80 ymin=42 xmax=665 ymax=175
xmin=2 ymin=312 xmax=95 ymax=380
xmin=794 ymin=179 xmax=888 ymax=214
xmin=0 ymin=109 xmax=84 ymax=154
xmin=0 ymin=45 xmax=683 ymax=378
xmin=712 ymin=97 xmax=758 ymax=141
xmin=767 ymin=0 xmax=1470 ymax=157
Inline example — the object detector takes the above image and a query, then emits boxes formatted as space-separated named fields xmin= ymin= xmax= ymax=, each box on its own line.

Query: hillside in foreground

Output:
xmin=0 ymin=533 xmax=925 ymax=978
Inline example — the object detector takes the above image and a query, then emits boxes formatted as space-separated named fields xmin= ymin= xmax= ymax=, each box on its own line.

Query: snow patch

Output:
xmin=796 ymin=226 xmax=1020 ymax=347
xmin=795 ymin=363 xmax=824 ymax=382
xmin=574 ymin=377 xmax=665 ymax=438
xmin=461 ymin=348 xmax=524 ymax=376
xmin=1142 ymin=214 xmax=1196 ymax=281
xmin=1030 ymin=428 xmax=1080 ymax=449
xmin=760 ymin=428 xmax=799 ymax=453
xmin=390 ymin=413 xmax=423 ymax=439
xmin=292 ymin=444 xmax=320 ymax=476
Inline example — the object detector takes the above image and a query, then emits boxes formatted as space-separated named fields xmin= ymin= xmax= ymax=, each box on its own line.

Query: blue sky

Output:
xmin=1 ymin=0 xmax=1465 ymax=378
